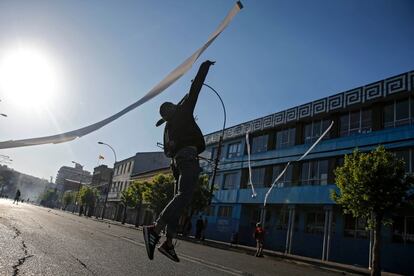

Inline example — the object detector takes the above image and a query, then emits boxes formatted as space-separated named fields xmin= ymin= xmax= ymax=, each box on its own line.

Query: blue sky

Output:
xmin=0 ymin=0 xmax=413 ymax=180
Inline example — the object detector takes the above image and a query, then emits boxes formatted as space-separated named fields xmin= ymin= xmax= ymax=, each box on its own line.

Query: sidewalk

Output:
xmin=73 ymin=212 xmax=401 ymax=276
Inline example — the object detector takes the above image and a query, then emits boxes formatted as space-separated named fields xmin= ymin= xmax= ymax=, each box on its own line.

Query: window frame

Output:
xmin=222 ymin=172 xmax=238 ymax=190
xmin=251 ymin=134 xmax=269 ymax=154
xmin=384 ymin=97 xmax=413 ymax=128
xmin=276 ymin=127 xmax=296 ymax=149
xmin=300 ymin=159 xmax=329 ymax=186
xmin=227 ymin=142 xmax=242 ymax=159
xmin=340 ymin=108 xmax=372 ymax=137
xmin=304 ymin=120 xmax=331 ymax=144
xmin=217 ymin=206 xmax=233 ymax=218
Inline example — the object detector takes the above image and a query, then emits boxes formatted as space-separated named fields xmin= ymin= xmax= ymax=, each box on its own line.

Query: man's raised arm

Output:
xmin=184 ymin=60 xmax=215 ymax=112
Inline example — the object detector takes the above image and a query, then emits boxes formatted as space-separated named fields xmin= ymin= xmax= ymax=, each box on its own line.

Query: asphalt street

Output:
xmin=0 ymin=199 xmax=354 ymax=276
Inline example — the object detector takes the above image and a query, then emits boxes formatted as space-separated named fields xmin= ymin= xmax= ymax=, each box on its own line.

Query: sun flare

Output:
xmin=0 ymin=47 xmax=59 ymax=109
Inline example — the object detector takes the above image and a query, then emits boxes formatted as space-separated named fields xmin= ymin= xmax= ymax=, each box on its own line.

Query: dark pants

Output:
xmin=156 ymin=147 xmax=200 ymax=239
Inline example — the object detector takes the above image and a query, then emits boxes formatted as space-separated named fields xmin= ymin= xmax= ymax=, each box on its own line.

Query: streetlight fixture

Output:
xmin=98 ymin=141 xmax=117 ymax=163
xmin=98 ymin=141 xmax=117 ymax=219
xmin=202 ymin=83 xmax=227 ymax=205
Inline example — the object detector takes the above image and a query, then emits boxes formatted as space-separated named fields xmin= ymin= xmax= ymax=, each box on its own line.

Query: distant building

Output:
xmin=130 ymin=152 xmax=171 ymax=225
xmin=55 ymin=164 xmax=92 ymax=192
xmin=105 ymin=152 xmax=170 ymax=222
xmin=106 ymin=155 xmax=135 ymax=221
xmin=90 ymin=165 xmax=113 ymax=195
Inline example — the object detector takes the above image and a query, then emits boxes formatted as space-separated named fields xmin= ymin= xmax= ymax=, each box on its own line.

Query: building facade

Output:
xmin=90 ymin=165 xmax=113 ymax=195
xmin=129 ymin=151 xmax=171 ymax=225
xmin=106 ymin=156 xmax=135 ymax=221
xmin=55 ymin=163 xmax=92 ymax=192
xmin=201 ymin=71 xmax=414 ymax=274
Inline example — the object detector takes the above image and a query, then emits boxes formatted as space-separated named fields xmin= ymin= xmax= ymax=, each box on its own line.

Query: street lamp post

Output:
xmin=202 ymin=83 xmax=227 ymax=206
xmin=98 ymin=141 xmax=117 ymax=220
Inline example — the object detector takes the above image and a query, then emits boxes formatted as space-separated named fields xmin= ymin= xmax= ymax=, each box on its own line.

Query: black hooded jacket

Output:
xmin=163 ymin=61 xmax=213 ymax=157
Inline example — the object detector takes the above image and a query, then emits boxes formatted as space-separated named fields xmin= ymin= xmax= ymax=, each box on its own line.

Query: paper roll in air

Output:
xmin=0 ymin=2 xmax=243 ymax=149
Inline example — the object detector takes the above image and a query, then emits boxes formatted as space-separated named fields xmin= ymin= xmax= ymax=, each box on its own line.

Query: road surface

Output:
xmin=0 ymin=199 xmax=353 ymax=276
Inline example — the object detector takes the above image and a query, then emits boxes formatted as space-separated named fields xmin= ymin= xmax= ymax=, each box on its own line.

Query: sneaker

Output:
xmin=143 ymin=225 xmax=160 ymax=260
xmin=158 ymin=242 xmax=180 ymax=262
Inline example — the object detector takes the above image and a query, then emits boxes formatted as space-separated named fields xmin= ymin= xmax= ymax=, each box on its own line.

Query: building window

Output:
xmin=304 ymin=120 xmax=331 ymax=144
xmin=301 ymin=159 xmax=328 ymax=185
xmin=223 ymin=173 xmax=238 ymax=190
xmin=392 ymin=216 xmax=414 ymax=243
xmin=340 ymin=109 xmax=372 ymax=137
xmin=218 ymin=206 xmax=233 ymax=218
xmin=272 ymin=164 xmax=293 ymax=187
xmin=276 ymin=128 xmax=296 ymax=149
xmin=251 ymin=134 xmax=268 ymax=154
xmin=205 ymin=205 xmax=216 ymax=217
xmin=305 ymin=212 xmax=326 ymax=235
xmin=212 ymin=174 xmax=221 ymax=189
xmin=344 ymin=215 xmax=368 ymax=239
xmin=384 ymin=98 xmax=413 ymax=128
xmin=276 ymin=211 xmax=299 ymax=231
xmin=227 ymin=142 xmax=242 ymax=158
xmin=251 ymin=167 xmax=266 ymax=188
xmin=211 ymin=146 xmax=225 ymax=160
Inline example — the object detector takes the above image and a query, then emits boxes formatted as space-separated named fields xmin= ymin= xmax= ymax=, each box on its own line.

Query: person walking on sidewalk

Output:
xmin=254 ymin=222 xmax=265 ymax=257
xmin=143 ymin=60 xmax=215 ymax=263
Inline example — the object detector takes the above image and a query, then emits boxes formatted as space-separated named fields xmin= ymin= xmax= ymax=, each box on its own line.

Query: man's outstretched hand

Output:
xmin=205 ymin=60 xmax=216 ymax=66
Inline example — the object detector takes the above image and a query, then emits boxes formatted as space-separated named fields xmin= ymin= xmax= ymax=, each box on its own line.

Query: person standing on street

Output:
xmin=13 ymin=189 xmax=21 ymax=205
xmin=143 ymin=60 xmax=215 ymax=263
xmin=254 ymin=222 xmax=265 ymax=257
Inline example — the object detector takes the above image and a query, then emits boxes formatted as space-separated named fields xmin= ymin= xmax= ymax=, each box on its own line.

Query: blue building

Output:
xmin=201 ymin=71 xmax=414 ymax=275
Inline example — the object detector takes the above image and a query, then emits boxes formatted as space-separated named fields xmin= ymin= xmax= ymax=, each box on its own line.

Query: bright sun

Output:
xmin=0 ymin=47 xmax=59 ymax=109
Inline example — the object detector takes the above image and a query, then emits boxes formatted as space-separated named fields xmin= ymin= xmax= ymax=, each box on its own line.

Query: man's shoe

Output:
xmin=158 ymin=242 xmax=180 ymax=262
xmin=143 ymin=225 xmax=160 ymax=260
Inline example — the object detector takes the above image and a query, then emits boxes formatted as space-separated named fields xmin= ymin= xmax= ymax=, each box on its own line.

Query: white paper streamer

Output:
xmin=263 ymin=121 xmax=334 ymax=206
xmin=0 ymin=2 xmax=243 ymax=150
xmin=245 ymin=132 xmax=257 ymax=198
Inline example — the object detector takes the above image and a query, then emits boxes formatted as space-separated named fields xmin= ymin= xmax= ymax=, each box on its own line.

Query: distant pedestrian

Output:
xmin=195 ymin=216 xmax=203 ymax=239
xmin=13 ymin=189 xmax=21 ymax=205
xmin=201 ymin=217 xmax=208 ymax=241
xmin=253 ymin=222 xmax=265 ymax=257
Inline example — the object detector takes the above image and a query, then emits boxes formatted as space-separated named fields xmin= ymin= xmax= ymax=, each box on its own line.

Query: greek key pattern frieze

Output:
xmin=298 ymin=104 xmax=312 ymax=119
xmin=328 ymin=94 xmax=343 ymax=111
xmin=312 ymin=99 xmax=327 ymax=115
xmin=204 ymin=71 xmax=413 ymax=145
xmin=286 ymin=108 xmax=297 ymax=122
xmin=344 ymin=88 xmax=362 ymax=106
xmin=364 ymin=82 xmax=383 ymax=101
xmin=385 ymin=74 xmax=407 ymax=95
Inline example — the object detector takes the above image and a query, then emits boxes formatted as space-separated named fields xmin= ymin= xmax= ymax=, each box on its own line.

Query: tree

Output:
xmin=62 ymin=191 xmax=75 ymax=210
xmin=142 ymin=173 xmax=211 ymax=222
xmin=78 ymin=186 xmax=99 ymax=217
xmin=40 ymin=189 xmax=59 ymax=208
xmin=143 ymin=174 xmax=175 ymax=217
xmin=332 ymin=146 xmax=413 ymax=276
xmin=120 ymin=182 xmax=148 ymax=225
